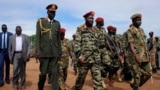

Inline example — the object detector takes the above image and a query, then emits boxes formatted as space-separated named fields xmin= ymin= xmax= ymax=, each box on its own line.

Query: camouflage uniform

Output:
xmin=73 ymin=24 xmax=103 ymax=90
xmin=70 ymin=39 xmax=78 ymax=75
xmin=155 ymin=38 xmax=160 ymax=68
xmin=147 ymin=37 xmax=157 ymax=70
xmin=127 ymin=26 xmax=151 ymax=90
xmin=94 ymin=26 xmax=111 ymax=77
xmin=115 ymin=35 xmax=124 ymax=81
xmin=106 ymin=33 xmax=121 ymax=85
xmin=58 ymin=38 xmax=72 ymax=90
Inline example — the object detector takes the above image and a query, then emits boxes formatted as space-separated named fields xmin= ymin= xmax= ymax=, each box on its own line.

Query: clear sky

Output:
xmin=0 ymin=0 xmax=160 ymax=39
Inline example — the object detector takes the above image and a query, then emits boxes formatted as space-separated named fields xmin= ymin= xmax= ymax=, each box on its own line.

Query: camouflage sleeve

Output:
xmin=73 ymin=26 xmax=81 ymax=53
xmin=127 ymin=29 xmax=134 ymax=44
xmin=66 ymin=39 xmax=72 ymax=52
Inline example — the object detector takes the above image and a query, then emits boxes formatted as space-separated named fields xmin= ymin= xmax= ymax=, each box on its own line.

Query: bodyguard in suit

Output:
xmin=8 ymin=26 xmax=30 ymax=90
xmin=35 ymin=3 xmax=62 ymax=90
xmin=0 ymin=24 xmax=12 ymax=86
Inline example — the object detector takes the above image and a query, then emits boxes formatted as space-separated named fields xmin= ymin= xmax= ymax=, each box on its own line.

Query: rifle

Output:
xmin=105 ymin=35 xmax=124 ymax=62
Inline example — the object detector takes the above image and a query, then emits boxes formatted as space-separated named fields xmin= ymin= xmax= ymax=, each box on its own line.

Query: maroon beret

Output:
xmin=107 ymin=25 xmax=113 ymax=31
xmin=72 ymin=34 xmax=77 ymax=38
xmin=112 ymin=26 xmax=117 ymax=31
xmin=83 ymin=11 xmax=95 ymax=18
xmin=95 ymin=17 xmax=104 ymax=23
xmin=60 ymin=28 xmax=66 ymax=33
xmin=149 ymin=31 xmax=154 ymax=34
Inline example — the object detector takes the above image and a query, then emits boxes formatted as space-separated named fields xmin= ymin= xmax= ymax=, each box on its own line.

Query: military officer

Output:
xmin=71 ymin=34 xmax=78 ymax=75
xmin=147 ymin=31 xmax=157 ymax=73
xmin=94 ymin=17 xmax=111 ymax=88
xmin=35 ymin=3 xmax=62 ymax=90
xmin=126 ymin=13 xmax=151 ymax=90
xmin=106 ymin=25 xmax=122 ymax=86
xmin=72 ymin=11 xmax=103 ymax=90
xmin=58 ymin=28 xmax=72 ymax=90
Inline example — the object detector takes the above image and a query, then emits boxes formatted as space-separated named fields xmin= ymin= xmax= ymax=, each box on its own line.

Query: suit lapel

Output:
xmin=13 ymin=35 xmax=16 ymax=51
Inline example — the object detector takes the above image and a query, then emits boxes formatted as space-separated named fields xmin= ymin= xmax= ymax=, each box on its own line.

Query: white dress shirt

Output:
xmin=15 ymin=35 xmax=22 ymax=51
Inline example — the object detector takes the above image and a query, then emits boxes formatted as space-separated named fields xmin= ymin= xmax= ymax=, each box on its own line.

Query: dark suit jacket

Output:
xmin=0 ymin=32 xmax=13 ymax=49
xmin=8 ymin=34 xmax=30 ymax=62
xmin=35 ymin=18 xmax=62 ymax=58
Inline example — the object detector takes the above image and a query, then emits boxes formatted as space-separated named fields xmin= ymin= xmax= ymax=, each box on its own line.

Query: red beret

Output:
xmin=95 ymin=17 xmax=104 ymax=23
xmin=83 ymin=11 xmax=95 ymax=18
xmin=112 ymin=26 xmax=117 ymax=31
xmin=46 ymin=4 xmax=58 ymax=11
xmin=107 ymin=25 xmax=113 ymax=31
xmin=72 ymin=34 xmax=76 ymax=38
xmin=60 ymin=28 xmax=66 ymax=33
xmin=149 ymin=31 xmax=153 ymax=34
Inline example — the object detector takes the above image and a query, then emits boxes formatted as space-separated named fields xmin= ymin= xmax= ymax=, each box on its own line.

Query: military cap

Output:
xmin=83 ymin=11 xmax=95 ymax=18
xmin=60 ymin=28 xmax=66 ymax=33
xmin=46 ymin=4 xmax=58 ymax=11
xmin=72 ymin=34 xmax=77 ymax=38
xmin=130 ymin=13 xmax=142 ymax=20
xmin=112 ymin=26 xmax=117 ymax=31
xmin=95 ymin=17 xmax=104 ymax=23
xmin=107 ymin=25 xmax=113 ymax=31
xmin=149 ymin=31 xmax=154 ymax=34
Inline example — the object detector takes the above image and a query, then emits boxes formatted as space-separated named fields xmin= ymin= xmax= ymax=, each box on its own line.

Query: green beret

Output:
xmin=130 ymin=13 xmax=142 ymax=20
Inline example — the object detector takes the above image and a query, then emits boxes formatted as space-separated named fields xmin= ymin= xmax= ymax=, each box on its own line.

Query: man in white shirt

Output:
xmin=8 ymin=26 xmax=30 ymax=90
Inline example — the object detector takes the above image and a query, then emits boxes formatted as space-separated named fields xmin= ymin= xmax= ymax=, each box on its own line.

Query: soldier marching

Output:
xmin=1 ymin=3 xmax=160 ymax=90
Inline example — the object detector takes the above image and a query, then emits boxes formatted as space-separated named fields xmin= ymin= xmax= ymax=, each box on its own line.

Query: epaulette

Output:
xmin=77 ymin=24 xmax=87 ymax=29
xmin=37 ymin=18 xmax=45 ymax=22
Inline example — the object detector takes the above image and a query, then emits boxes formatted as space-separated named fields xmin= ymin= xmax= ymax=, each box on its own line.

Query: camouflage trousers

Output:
xmin=58 ymin=66 xmax=68 ymax=90
xmin=99 ymin=48 xmax=111 ymax=65
xmin=73 ymin=63 xmax=104 ymax=90
xmin=58 ymin=58 xmax=69 ymax=90
xmin=130 ymin=62 xmax=151 ymax=90
xmin=150 ymin=54 xmax=156 ymax=68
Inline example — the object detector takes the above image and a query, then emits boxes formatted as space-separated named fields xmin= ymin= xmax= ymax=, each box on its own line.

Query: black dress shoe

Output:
xmin=6 ymin=80 xmax=10 ymax=84
xmin=0 ymin=83 xmax=4 ymax=87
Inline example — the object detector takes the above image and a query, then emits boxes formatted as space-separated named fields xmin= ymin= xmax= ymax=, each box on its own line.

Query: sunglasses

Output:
xmin=48 ymin=10 xmax=55 ymax=13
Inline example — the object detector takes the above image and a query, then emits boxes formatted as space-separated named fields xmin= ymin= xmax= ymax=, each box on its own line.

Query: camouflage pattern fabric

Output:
xmin=147 ymin=37 xmax=157 ymax=68
xmin=58 ymin=38 xmax=72 ymax=90
xmin=73 ymin=24 xmax=103 ymax=90
xmin=94 ymin=26 xmax=111 ymax=65
xmin=106 ymin=34 xmax=121 ymax=68
xmin=127 ymin=26 xmax=151 ymax=90
xmin=70 ymin=39 xmax=78 ymax=75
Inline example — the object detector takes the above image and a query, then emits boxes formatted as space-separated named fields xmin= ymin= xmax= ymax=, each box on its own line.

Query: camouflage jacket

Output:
xmin=59 ymin=38 xmax=72 ymax=67
xmin=147 ymin=37 xmax=156 ymax=55
xmin=127 ymin=25 xmax=149 ymax=62
xmin=94 ymin=26 xmax=107 ymax=47
xmin=74 ymin=24 xmax=100 ymax=63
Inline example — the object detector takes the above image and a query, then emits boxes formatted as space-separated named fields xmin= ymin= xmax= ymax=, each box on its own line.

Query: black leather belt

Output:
xmin=14 ymin=51 xmax=22 ymax=53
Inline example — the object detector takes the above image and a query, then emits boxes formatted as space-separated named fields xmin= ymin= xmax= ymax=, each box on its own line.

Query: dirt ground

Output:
xmin=0 ymin=58 xmax=160 ymax=90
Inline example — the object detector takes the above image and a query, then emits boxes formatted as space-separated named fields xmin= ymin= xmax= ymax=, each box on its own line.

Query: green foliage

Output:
xmin=29 ymin=34 xmax=36 ymax=48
